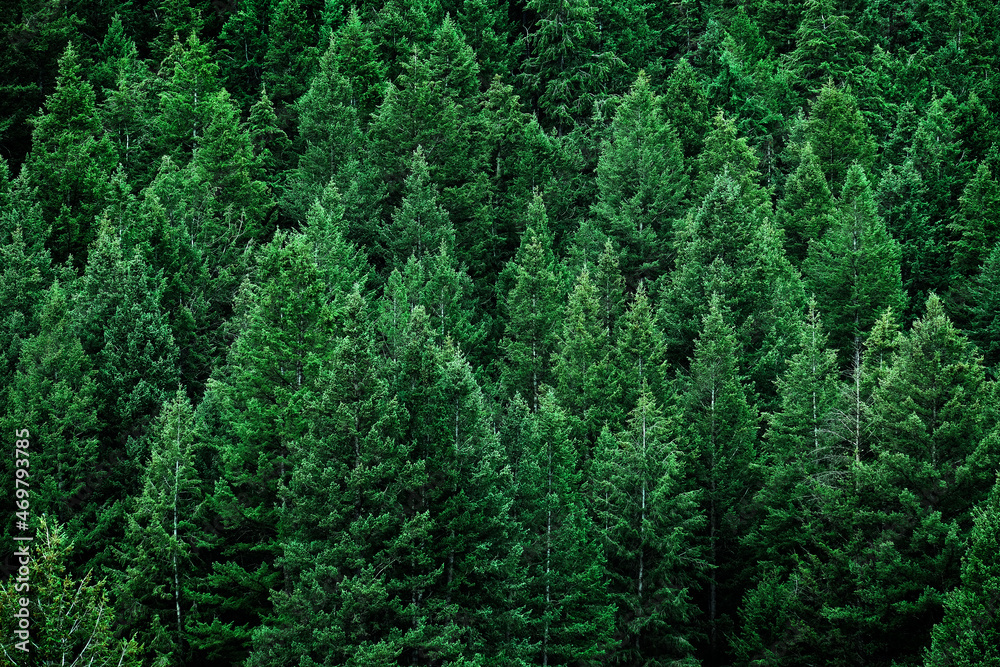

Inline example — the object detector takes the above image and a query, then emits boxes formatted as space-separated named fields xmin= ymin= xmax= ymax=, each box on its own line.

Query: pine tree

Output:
xmin=925 ymin=475 xmax=1000 ymax=666
xmin=676 ymin=294 xmax=757 ymax=664
xmin=520 ymin=0 xmax=603 ymax=134
xmin=590 ymin=384 xmax=705 ymax=665
xmin=23 ymin=41 xmax=118 ymax=267
xmin=969 ymin=242 xmax=1000 ymax=370
xmin=788 ymin=0 xmax=865 ymax=91
xmin=591 ymin=72 xmax=687 ymax=285
xmin=661 ymin=59 xmax=710 ymax=162
xmin=775 ymin=143 xmax=835 ymax=263
xmin=803 ymin=163 xmax=905 ymax=363
xmin=0 ymin=517 xmax=142 ymax=666
xmin=284 ymin=30 xmax=363 ymax=223
xmin=155 ymin=32 xmax=223 ymax=168
xmin=518 ymin=390 xmax=615 ymax=665
xmin=217 ymin=0 xmax=270 ymax=108
xmin=383 ymin=146 xmax=456 ymax=265
xmin=551 ymin=267 xmax=619 ymax=445
xmin=948 ymin=161 xmax=1000 ymax=319
xmin=804 ymin=81 xmax=877 ymax=196
xmin=199 ymin=231 xmax=334 ymax=665
xmin=5 ymin=281 xmax=99 ymax=545
xmin=117 ymin=390 xmax=210 ymax=666
xmin=500 ymin=193 xmax=562 ymax=410
xmin=263 ymin=0 xmax=320 ymax=123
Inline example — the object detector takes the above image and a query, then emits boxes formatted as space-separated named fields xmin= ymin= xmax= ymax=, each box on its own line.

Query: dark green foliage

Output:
xmin=804 ymin=164 xmax=905 ymax=362
xmin=0 ymin=517 xmax=143 ymax=666
xmin=24 ymin=42 xmax=118 ymax=268
xmin=591 ymin=72 xmax=688 ymax=284
xmin=925 ymin=475 xmax=1000 ymax=666
xmin=2 ymin=7 xmax=1000 ymax=667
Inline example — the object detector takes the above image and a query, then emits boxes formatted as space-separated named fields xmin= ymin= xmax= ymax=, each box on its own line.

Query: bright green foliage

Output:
xmin=776 ymin=144 xmax=835 ymax=263
xmin=99 ymin=32 xmax=158 ymax=187
xmin=0 ymin=517 xmax=142 ymax=666
xmin=804 ymin=164 xmax=905 ymax=361
xmin=200 ymin=232 xmax=334 ymax=664
xmin=500 ymin=194 xmax=562 ymax=410
xmin=383 ymin=147 xmax=456 ymax=264
xmin=947 ymin=161 xmax=1000 ymax=321
xmin=676 ymin=294 xmax=758 ymax=663
xmin=5 ymin=281 xmax=99 ymax=541
xmin=517 ymin=391 xmax=615 ymax=665
xmin=155 ymin=32 xmax=223 ymax=168
xmin=788 ymin=0 xmax=865 ymax=91
xmin=520 ymin=0 xmax=602 ymax=133
xmin=552 ymin=267 xmax=619 ymax=444
xmin=590 ymin=385 xmax=705 ymax=665
xmin=660 ymin=171 xmax=804 ymax=402
xmin=190 ymin=89 xmax=274 ymax=237
xmin=693 ymin=111 xmax=769 ymax=209
xmin=875 ymin=158 xmax=933 ymax=319
xmin=74 ymin=221 xmax=180 ymax=451
xmin=285 ymin=32 xmax=362 ymax=223
xmin=117 ymin=390 xmax=210 ymax=667
xmin=905 ymin=94 xmax=972 ymax=303
xmin=368 ymin=35 xmax=487 ymax=264
xmin=300 ymin=180 xmax=369 ymax=300
xmin=872 ymin=294 xmax=992 ymax=518
xmin=248 ymin=86 xmax=291 ymax=181
xmin=326 ymin=7 xmax=387 ymax=122
xmin=853 ymin=295 xmax=994 ymax=662
xmin=150 ymin=0 xmax=203 ymax=62
xmin=591 ymin=239 xmax=626 ymax=339
xmin=591 ymin=72 xmax=687 ymax=284
xmin=804 ymin=82 xmax=877 ymax=196
xmin=925 ymin=475 xmax=1000 ymax=666
xmin=661 ymin=59 xmax=710 ymax=162
xmin=615 ymin=281 xmax=668 ymax=411
xmin=23 ymin=42 xmax=118 ymax=268
xmin=0 ymin=221 xmax=49 ymax=389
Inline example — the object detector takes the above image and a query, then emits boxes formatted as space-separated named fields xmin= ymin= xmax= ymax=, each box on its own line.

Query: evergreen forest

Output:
xmin=1 ymin=0 xmax=1000 ymax=665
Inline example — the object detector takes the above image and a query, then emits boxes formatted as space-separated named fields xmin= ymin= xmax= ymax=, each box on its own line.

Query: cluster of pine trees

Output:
xmin=1 ymin=0 xmax=999 ymax=665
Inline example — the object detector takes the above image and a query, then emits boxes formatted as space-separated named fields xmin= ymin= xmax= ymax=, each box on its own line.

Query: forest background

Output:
xmin=1 ymin=0 xmax=999 ymax=665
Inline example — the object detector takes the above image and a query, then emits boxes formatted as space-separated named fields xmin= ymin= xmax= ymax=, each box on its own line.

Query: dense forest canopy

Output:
xmin=1 ymin=0 xmax=999 ymax=665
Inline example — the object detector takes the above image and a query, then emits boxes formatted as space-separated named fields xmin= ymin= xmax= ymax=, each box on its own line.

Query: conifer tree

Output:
xmin=803 ymin=164 xmax=905 ymax=363
xmin=788 ymin=0 xmax=864 ymax=91
xmin=154 ymin=32 xmax=223 ymax=169
xmin=518 ymin=391 xmax=615 ymax=665
xmin=591 ymin=72 xmax=687 ymax=284
xmin=661 ymin=58 xmax=710 ymax=162
xmin=925 ymin=475 xmax=1000 ymax=666
xmin=776 ymin=143 xmax=835 ymax=263
xmin=24 ymin=42 xmax=118 ymax=267
xmin=948 ymin=161 xmax=1000 ymax=317
xmin=263 ymin=0 xmax=319 ymax=122
xmin=520 ymin=0 xmax=603 ymax=134
xmin=969 ymin=242 xmax=1000 ymax=370
xmin=0 ymin=517 xmax=142 ymax=666
xmin=284 ymin=32 xmax=363 ymax=223
xmin=500 ymin=194 xmax=562 ymax=410
xmin=676 ymin=294 xmax=757 ymax=664
xmin=202 ymin=231 xmax=335 ymax=664
xmin=5 ymin=281 xmax=99 ymax=544
xmin=117 ymin=390 xmax=209 ymax=666
xmin=804 ymin=82 xmax=877 ymax=196
xmin=383 ymin=147 xmax=456 ymax=265
xmin=590 ymin=383 xmax=705 ymax=665
xmin=552 ymin=267 xmax=619 ymax=444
